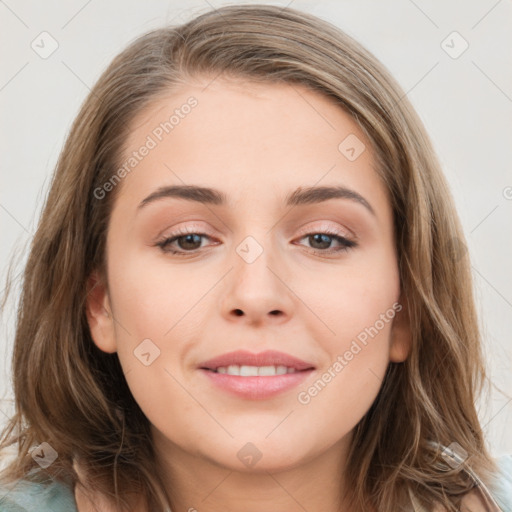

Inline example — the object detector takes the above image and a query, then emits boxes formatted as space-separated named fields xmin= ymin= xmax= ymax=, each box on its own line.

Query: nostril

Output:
xmin=234 ymin=309 xmax=243 ymax=316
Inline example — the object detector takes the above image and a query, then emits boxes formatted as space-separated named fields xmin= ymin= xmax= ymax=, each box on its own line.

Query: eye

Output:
xmin=295 ymin=230 xmax=357 ymax=255
xmin=155 ymin=227 xmax=358 ymax=257
xmin=155 ymin=228 xmax=215 ymax=255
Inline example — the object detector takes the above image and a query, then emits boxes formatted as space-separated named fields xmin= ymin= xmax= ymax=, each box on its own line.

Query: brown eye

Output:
xmin=156 ymin=232 xmax=212 ymax=255
xmin=297 ymin=231 xmax=357 ymax=254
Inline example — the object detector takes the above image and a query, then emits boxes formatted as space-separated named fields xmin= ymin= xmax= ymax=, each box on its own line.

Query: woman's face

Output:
xmin=87 ymin=77 xmax=411 ymax=474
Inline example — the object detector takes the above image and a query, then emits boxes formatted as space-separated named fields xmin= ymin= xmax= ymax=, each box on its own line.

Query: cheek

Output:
xmin=105 ymin=258 xmax=194 ymax=435
xmin=301 ymin=248 xmax=400 ymax=350
xmin=302 ymin=249 xmax=400 ymax=395
xmin=322 ymin=276 xmax=400 ymax=356
xmin=294 ymin=294 xmax=400 ymax=439
xmin=108 ymin=248 xmax=205 ymax=339
xmin=105 ymin=250 xmax=220 ymax=411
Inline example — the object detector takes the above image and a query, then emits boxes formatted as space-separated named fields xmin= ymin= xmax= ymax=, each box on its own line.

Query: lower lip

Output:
xmin=199 ymin=369 xmax=315 ymax=400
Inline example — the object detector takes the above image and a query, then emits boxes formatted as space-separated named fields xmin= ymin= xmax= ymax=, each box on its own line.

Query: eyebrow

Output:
xmin=137 ymin=184 xmax=376 ymax=216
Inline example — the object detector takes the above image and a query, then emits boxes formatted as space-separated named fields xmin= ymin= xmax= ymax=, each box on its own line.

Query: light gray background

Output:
xmin=1 ymin=0 xmax=511 ymax=457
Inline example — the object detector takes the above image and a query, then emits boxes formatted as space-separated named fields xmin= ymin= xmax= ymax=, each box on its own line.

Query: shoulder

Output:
xmin=408 ymin=454 xmax=512 ymax=512
xmin=487 ymin=454 xmax=512 ymax=512
xmin=0 ymin=469 xmax=78 ymax=512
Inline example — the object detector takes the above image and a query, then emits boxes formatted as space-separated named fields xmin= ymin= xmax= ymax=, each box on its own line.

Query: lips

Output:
xmin=197 ymin=349 xmax=315 ymax=372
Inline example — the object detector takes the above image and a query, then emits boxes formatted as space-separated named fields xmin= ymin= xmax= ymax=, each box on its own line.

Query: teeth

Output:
xmin=214 ymin=365 xmax=297 ymax=376
xmin=239 ymin=365 xmax=258 ymax=377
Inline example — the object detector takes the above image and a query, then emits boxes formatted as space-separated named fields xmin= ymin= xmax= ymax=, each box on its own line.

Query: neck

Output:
xmin=152 ymin=427 xmax=357 ymax=512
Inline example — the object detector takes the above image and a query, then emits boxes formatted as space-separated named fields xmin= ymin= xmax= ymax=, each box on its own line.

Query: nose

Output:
xmin=220 ymin=236 xmax=294 ymax=327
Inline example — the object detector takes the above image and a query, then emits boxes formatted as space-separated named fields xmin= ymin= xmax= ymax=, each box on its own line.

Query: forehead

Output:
xmin=114 ymin=78 xmax=391 ymax=222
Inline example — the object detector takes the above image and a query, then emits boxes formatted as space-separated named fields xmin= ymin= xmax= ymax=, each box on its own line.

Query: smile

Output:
xmin=209 ymin=365 xmax=300 ymax=376
xmin=199 ymin=367 xmax=315 ymax=400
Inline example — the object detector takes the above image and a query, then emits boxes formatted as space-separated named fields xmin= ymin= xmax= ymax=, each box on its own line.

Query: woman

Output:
xmin=0 ymin=4 xmax=511 ymax=511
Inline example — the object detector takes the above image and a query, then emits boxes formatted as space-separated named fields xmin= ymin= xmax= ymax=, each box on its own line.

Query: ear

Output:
xmin=85 ymin=270 xmax=117 ymax=353
xmin=389 ymin=295 xmax=412 ymax=363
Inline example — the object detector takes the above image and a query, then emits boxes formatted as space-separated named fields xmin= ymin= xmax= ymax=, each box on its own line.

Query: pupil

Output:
xmin=311 ymin=234 xmax=330 ymax=249
xmin=180 ymin=234 xmax=201 ymax=250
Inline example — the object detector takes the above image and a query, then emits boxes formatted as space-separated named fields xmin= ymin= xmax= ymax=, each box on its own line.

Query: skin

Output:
xmin=84 ymin=77 xmax=412 ymax=512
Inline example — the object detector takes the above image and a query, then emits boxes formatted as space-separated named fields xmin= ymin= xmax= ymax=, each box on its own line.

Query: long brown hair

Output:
xmin=0 ymin=4 xmax=504 ymax=511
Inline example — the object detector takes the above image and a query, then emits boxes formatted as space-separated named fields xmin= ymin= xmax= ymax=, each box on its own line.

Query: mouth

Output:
xmin=197 ymin=349 xmax=315 ymax=373
xmin=202 ymin=365 xmax=312 ymax=376
xmin=198 ymin=367 xmax=315 ymax=400
xmin=197 ymin=350 xmax=316 ymax=400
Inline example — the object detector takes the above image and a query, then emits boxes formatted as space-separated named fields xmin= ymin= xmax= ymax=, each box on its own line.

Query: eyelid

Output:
xmin=156 ymin=219 xmax=356 ymax=242
xmin=157 ymin=220 xmax=354 ymax=241
xmin=294 ymin=221 xmax=355 ymax=241
xmin=154 ymin=222 xmax=214 ymax=242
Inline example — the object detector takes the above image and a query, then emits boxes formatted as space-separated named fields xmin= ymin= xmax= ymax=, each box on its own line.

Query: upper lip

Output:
xmin=198 ymin=350 xmax=315 ymax=371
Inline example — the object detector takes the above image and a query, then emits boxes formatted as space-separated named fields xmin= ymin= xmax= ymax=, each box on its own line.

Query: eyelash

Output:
xmin=155 ymin=226 xmax=357 ymax=257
